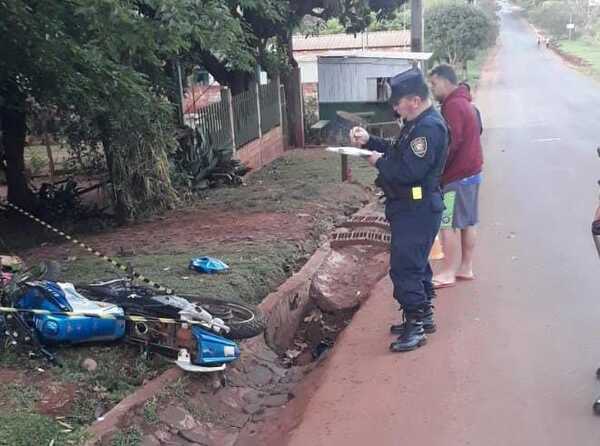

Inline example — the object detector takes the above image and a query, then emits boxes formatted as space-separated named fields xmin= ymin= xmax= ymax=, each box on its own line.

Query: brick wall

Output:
xmin=236 ymin=126 xmax=284 ymax=171
xmin=302 ymin=82 xmax=318 ymax=98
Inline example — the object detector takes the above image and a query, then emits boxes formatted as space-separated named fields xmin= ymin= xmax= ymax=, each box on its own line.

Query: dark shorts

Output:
xmin=441 ymin=173 xmax=481 ymax=230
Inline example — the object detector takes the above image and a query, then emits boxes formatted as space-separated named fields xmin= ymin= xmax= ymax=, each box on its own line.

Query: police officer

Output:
xmin=350 ymin=67 xmax=449 ymax=352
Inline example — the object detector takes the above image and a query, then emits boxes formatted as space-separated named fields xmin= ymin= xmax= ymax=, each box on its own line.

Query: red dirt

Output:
xmin=0 ymin=368 xmax=78 ymax=417
xmin=22 ymin=208 xmax=316 ymax=261
xmin=35 ymin=381 xmax=78 ymax=417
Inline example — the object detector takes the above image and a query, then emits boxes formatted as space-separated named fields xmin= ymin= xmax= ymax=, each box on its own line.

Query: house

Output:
xmin=314 ymin=51 xmax=431 ymax=137
xmin=292 ymin=30 xmax=411 ymax=96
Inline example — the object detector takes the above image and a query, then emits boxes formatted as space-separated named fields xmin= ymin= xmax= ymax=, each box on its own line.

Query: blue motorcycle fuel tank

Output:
xmin=16 ymin=281 xmax=125 ymax=344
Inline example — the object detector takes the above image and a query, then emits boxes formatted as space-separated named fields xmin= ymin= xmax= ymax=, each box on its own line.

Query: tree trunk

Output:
xmin=97 ymin=114 xmax=128 ymax=224
xmin=0 ymin=102 xmax=35 ymax=209
xmin=280 ymin=31 xmax=305 ymax=148
xmin=197 ymin=49 xmax=252 ymax=96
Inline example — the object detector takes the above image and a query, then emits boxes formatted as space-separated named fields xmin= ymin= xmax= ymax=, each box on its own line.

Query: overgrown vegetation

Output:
xmin=425 ymin=2 xmax=498 ymax=78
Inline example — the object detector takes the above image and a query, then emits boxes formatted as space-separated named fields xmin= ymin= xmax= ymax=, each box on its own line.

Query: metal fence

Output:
xmin=259 ymin=82 xmax=280 ymax=134
xmin=232 ymin=89 xmax=260 ymax=148
xmin=195 ymin=98 xmax=233 ymax=155
xmin=187 ymin=81 xmax=281 ymax=153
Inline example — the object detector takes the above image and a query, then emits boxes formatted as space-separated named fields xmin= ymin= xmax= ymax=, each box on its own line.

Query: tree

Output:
xmin=0 ymin=0 xmax=251 ymax=219
xmin=529 ymin=1 xmax=589 ymax=38
xmin=425 ymin=4 xmax=498 ymax=75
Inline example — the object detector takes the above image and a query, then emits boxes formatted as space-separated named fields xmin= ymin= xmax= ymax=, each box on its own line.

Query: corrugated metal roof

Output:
xmin=296 ymin=50 xmax=431 ymax=62
xmin=293 ymin=30 xmax=410 ymax=52
xmin=319 ymin=50 xmax=432 ymax=61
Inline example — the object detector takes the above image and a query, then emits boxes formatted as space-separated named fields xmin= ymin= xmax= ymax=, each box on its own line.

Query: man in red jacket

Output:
xmin=429 ymin=64 xmax=483 ymax=288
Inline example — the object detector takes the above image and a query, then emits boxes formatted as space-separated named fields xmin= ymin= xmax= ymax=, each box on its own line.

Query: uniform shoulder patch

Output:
xmin=410 ymin=137 xmax=428 ymax=158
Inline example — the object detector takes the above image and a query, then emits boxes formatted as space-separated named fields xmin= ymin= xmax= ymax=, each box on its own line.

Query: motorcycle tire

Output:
xmin=178 ymin=294 xmax=266 ymax=340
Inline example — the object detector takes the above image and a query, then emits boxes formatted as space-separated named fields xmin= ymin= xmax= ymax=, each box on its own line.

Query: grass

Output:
xmin=0 ymin=343 xmax=168 ymax=445
xmin=62 ymin=240 xmax=314 ymax=305
xmin=195 ymin=150 xmax=375 ymax=213
xmin=557 ymin=38 xmax=600 ymax=77
xmin=0 ymin=412 xmax=88 ymax=446
xmin=142 ymin=398 xmax=160 ymax=425
xmin=110 ymin=426 xmax=142 ymax=446
xmin=0 ymin=381 xmax=88 ymax=446
xmin=466 ymin=48 xmax=492 ymax=89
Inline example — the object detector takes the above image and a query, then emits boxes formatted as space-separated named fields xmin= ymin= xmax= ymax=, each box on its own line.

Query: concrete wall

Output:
xmin=236 ymin=126 xmax=284 ymax=171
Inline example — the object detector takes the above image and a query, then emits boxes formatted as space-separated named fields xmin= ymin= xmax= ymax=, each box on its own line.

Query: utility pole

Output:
xmin=569 ymin=13 xmax=573 ymax=40
xmin=411 ymin=0 xmax=424 ymax=53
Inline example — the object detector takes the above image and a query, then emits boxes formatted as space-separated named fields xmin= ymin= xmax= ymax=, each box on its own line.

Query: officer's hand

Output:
xmin=365 ymin=151 xmax=382 ymax=167
xmin=350 ymin=127 xmax=370 ymax=146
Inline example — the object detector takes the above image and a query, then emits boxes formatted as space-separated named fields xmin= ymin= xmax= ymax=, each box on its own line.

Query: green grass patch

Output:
xmin=558 ymin=39 xmax=600 ymax=76
xmin=0 ymin=412 xmax=87 ymax=446
xmin=197 ymin=150 xmax=375 ymax=213
xmin=466 ymin=48 xmax=492 ymax=88
xmin=62 ymin=239 xmax=311 ymax=305
xmin=110 ymin=426 xmax=142 ymax=446
xmin=0 ymin=382 xmax=88 ymax=445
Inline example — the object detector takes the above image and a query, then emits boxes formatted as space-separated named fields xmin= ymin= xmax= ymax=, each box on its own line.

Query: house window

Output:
xmin=191 ymin=66 xmax=210 ymax=85
xmin=376 ymin=78 xmax=391 ymax=102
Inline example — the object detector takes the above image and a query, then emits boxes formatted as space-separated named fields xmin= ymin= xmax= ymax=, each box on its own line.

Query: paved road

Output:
xmin=283 ymin=7 xmax=600 ymax=446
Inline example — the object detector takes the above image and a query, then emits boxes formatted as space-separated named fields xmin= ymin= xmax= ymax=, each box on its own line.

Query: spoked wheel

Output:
xmin=180 ymin=295 xmax=266 ymax=340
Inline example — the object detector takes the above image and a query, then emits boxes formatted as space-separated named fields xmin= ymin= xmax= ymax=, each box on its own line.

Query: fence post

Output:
xmin=254 ymin=75 xmax=262 ymax=140
xmin=275 ymin=73 xmax=283 ymax=129
xmin=279 ymin=84 xmax=289 ymax=150
xmin=223 ymin=87 xmax=236 ymax=154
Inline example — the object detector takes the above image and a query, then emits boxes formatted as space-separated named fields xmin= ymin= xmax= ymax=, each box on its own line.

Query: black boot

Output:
xmin=390 ymin=306 xmax=427 ymax=353
xmin=390 ymin=301 xmax=436 ymax=335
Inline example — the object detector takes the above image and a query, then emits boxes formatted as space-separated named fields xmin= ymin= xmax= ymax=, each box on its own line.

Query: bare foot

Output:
xmin=432 ymin=273 xmax=456 ymax=288
xmin=456 ymin=267 xmax=475 ymax=280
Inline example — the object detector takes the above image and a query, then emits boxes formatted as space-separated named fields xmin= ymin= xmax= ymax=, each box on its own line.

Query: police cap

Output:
xmin=387 ymin=67 xmax=428 ymax=102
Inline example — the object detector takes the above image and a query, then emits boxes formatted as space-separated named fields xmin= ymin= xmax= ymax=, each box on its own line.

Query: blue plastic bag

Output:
xmin=189 ymin=256 xmax=229 ymax=274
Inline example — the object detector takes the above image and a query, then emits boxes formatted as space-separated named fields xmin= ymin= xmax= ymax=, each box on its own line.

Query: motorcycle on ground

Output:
xmin=0 ymin=262 xmax=265 ymax=372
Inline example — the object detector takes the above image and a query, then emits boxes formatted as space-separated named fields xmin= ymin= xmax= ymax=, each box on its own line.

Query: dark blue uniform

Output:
xmin=367 ymin=107 xmax=448 ymax=310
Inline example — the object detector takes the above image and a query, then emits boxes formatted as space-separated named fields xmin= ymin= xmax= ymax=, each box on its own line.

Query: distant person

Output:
xmin=429 ymin=64 xmax=484 ymax=288
xmin=545 ymin=37 xmax=550 ymax=48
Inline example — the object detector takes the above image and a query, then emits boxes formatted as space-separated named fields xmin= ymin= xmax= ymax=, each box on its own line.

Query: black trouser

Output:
xmin=386 ymin=197 xmax=443 ymax=309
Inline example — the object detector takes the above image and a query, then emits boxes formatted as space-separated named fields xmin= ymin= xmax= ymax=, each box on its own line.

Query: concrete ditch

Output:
xmin=85 ymin=207 xmax=391 ymax=446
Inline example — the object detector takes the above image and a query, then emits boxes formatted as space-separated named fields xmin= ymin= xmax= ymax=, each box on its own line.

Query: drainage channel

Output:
xmin=89 ymin=215 xmax=391 ymax=446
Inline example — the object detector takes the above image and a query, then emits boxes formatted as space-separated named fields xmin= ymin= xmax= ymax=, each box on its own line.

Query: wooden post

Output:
xmin=174 ymin=59 xmax=185 ymax=127
xmin=275 ymin=73 xmax=283 ymax=131
xmin=341 ymin=154 xmax=351 ymax=182
xmin=255 ymin=66 xmax=262 ymax=140
xmin=279 ymin=84 xmax=289 ymax=150
xmin=223 ymin=87 xmax=237 ymax=154
xmin=411 ymin=0 xmax=424 ymax=53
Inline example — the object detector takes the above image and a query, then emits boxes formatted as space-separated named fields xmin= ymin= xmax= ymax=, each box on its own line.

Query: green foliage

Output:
xmin=28 ymin=151 xmax=47 ymax=176
xmin=529 ymin=1 xmax=583 ymax=38
xmin=0 ymin=412 xmax=86 ymax=446
xmin=425 ymin=3 xmax=498 ymax=67
xmin=110 ymin=427 xmax=142 ymax=446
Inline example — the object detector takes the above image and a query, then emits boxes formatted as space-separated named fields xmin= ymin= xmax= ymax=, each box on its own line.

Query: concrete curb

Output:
xmin=258 ymin=244 xmax=331 ymax=354
xmin=85 ymin=367 xmax=184 ymax=446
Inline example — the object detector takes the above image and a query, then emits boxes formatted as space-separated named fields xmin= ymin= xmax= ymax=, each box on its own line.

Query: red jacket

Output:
xmin=440 ymin=85 xmax=483 ymax=186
